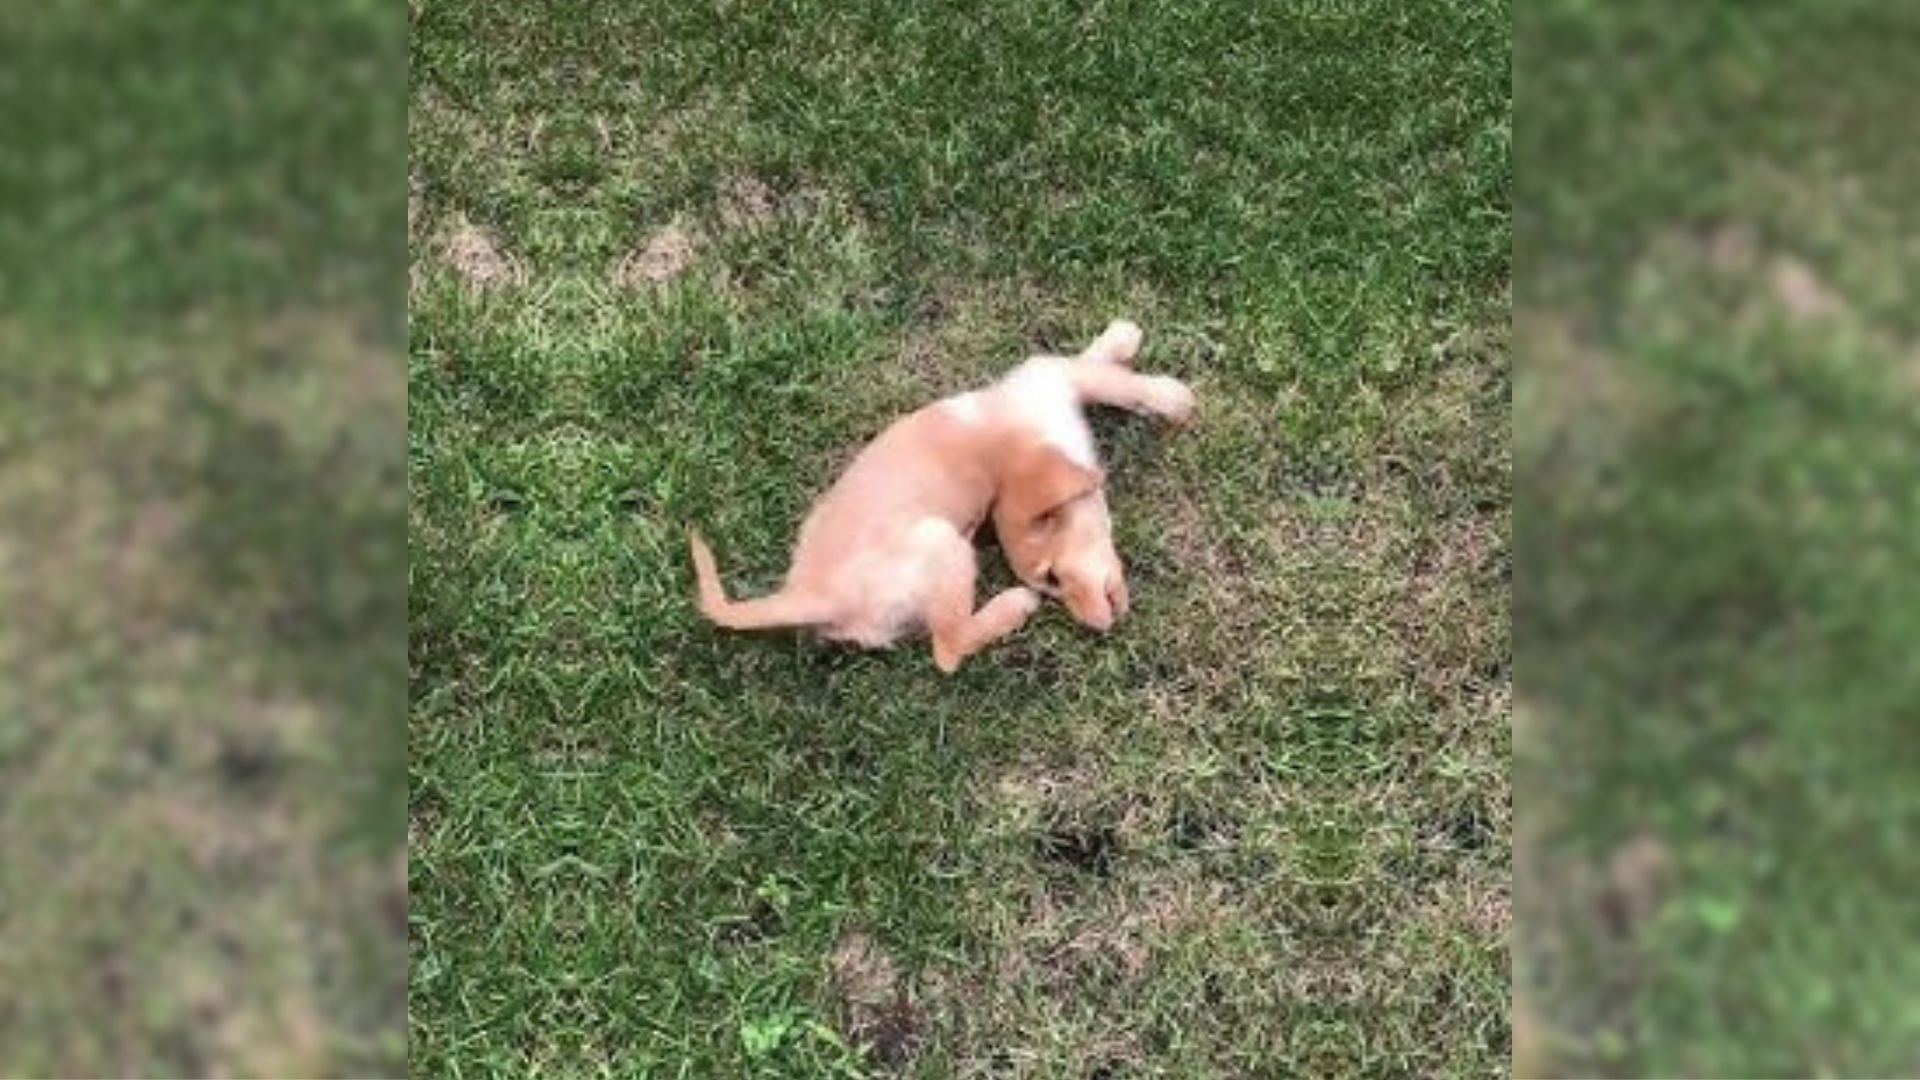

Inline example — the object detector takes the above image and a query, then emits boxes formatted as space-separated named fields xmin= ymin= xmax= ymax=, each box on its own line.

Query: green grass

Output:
xmin=1517 ymin=4 xmax=1920 ymax=1077
xmin=0 ymin=3 xmax=403 ymax=1076
xmin=409 ymin=1 xmax=1509 ymax=1076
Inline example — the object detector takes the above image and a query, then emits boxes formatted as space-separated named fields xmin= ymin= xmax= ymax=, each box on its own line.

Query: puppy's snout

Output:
xmin=1071 ymin=572 xmax=1128 ymax=634
xmin=1061 ymin=577 xmax=1116 ymax=632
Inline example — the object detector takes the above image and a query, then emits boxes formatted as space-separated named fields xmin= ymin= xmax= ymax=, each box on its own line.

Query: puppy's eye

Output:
xmin=1042 ymin=569 xmax=1060 ymax=588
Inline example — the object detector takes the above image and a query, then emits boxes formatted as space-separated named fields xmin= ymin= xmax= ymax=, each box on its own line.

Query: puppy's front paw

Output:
xmin=1142 ymin=375 xmax=1196 ymax=425
xmin=1005 ymin=586 xmax=1044 ymax=622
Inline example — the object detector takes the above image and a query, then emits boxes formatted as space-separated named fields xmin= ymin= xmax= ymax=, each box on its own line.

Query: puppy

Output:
xmin=689 ymin=319 xmax=1193 ymax=672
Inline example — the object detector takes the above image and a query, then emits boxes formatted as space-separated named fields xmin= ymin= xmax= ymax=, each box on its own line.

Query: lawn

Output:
xmin=1 ymin=3 xmax=403 ymax=1077
xmin=1517 ymin=4 xmax=1920 ymax=1077
xmin=408 ymin=1 xmax=1510 ymax=1076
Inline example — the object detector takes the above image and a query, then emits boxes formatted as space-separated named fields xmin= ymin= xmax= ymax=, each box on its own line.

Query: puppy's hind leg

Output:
xmin=914 ymin=524 xmax=1042 ymax=674
xmin=929 ymin=586 xmax=1043 ymax=675
xmin=1079 ymin=320 xmax=1145 ymax=366
xmin=1067 ymin=361 xmax=1195 ymax=426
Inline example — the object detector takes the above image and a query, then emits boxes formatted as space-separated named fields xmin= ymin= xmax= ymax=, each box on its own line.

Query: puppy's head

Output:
xmin=994 ymin=446 xmax=1129 ymax=632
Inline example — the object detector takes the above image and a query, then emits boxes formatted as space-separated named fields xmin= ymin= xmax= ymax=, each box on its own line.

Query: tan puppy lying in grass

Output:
xmin=689 ymin=319 xmax=1193 ymax=672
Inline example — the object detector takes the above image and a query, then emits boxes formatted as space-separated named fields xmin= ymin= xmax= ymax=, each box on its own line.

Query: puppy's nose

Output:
xmin=1107 ymin=573 xmax=1130 ymax=619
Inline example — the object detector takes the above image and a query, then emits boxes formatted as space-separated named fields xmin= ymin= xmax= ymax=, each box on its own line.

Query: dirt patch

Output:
xmin=1651 ymin=224 xmax=1853 ymax=327
xmin=1769 ymin=255 xmax=1844 ymax=321
xmin=990 ymin=759 xmax=1102 ymax=834
xmin=439 ymin=214 xmax=525 ymax=292
xmin=977 ymin=763 xmax=1243 ymax=993
xmin=1598 ymin=830 xmax=1670 ymax=936
xmin=718 ymin=173 xmax=781 ymax=232
xmin=828 ymin=930 xmax=921 ymax=1069
xmin=1704 ymin=220 xmax=1761 ymax=273
xmin=1514 ymin=820 xmax=1669 ymax=1079
xmin=711 ymin=173 xmax=845 ymax=239
xmin=613 ymin=218 xmax=700 ymax=288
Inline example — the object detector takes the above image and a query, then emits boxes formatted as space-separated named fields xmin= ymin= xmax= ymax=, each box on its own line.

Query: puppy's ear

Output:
xmin=1000 ymin=444 xmax=1103 ymax=530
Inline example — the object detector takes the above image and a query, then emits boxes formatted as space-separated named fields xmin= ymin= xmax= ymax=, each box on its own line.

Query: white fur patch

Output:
xmin=1001 ymin=360 xmax=1097 ymax=468
xmin=941 ymin=392 xmax=983 ymax=424
xmin=908 ymin=515 xmax=959 ymax=547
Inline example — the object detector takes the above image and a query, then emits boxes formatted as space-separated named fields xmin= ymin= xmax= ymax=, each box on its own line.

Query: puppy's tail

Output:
xmin=687 ymin=528 xmax=828 ymax=631
xmin=1080 ymin=319 xmax=1144 ymax=365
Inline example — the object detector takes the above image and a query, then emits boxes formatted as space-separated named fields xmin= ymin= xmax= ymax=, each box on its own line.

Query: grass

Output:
xmin=1517 ymin=4 xmax=1920 ymax=1077
xmin=0 ymin=3 xmax=403 ymax=1076
xmin=409 ymin=1 xmax=1509 ymax=1076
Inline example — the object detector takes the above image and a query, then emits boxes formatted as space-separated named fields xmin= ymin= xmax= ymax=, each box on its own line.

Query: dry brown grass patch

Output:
xmin=1768 ymin=254 xmax=1845 ymax=320
xmin=924 ymin=860 xmax=1254 ymax=1078
xmin=1156 ymin=483 xmax=1254 ymax=603
xmin=613 ymin=218 xmax=701 ymax=288
xmin=828 ymin=930 xmax=922 ymax=1069
xmin=439 ymin=213 xmax=525 ymax=292
xmin=1421 ymin=874 xmax=1512 ymax=941
xmin=1395 ymin=510 xmax=1507 ymax=704
xmin=718 ymin=173 xmax=781 ymax=231
xmin=1123 ymin=470 xmax=1291 ymax=704
xmin=1598 ymin=830 xmax=1671 ymax=937
xmin=1044 ymin=877 xmax=1242 ymax=986
xmin=1643 ymin=223 xmax=1854 ymax=328
xmin=977 ymin=759 xmax=1252 ymax=987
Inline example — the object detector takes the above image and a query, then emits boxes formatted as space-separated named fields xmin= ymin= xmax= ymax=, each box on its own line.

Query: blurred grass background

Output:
xmin=1517 ymin=4 xmax=1920 ymax=1077
xmin=0 ymin=2 xmax=405 ymax=1076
